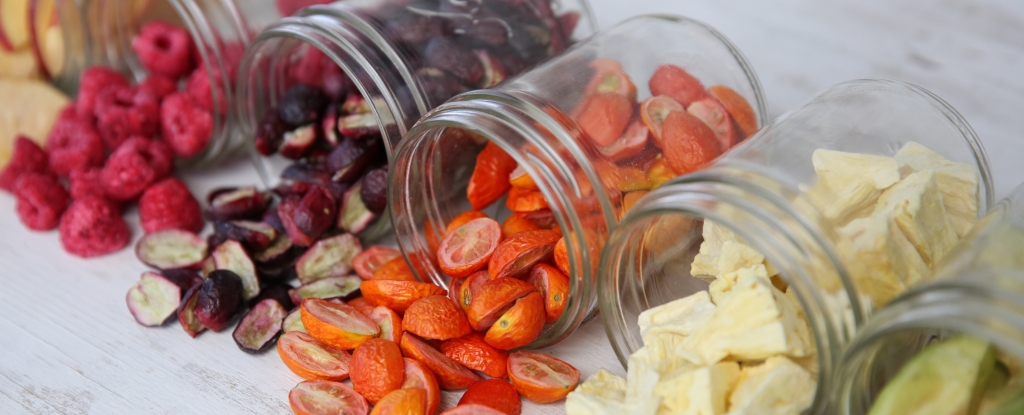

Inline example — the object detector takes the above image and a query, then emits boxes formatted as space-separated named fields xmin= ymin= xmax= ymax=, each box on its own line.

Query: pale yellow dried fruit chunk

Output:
xmin=839 ymin=213 xmax=928 ymax=305
xmin=894 ymin=141 xmax=980 ymax=238
xmin=691 ymin=221 xmax=740 ymax=281
xmin=654 ymin=361 xmax=740 ymax=415
xmin=727 ymin=356 xmax=816 ymax=415
xmin=875 ymin=170 xmax=958 ymax=268
xmin=0 ymin=78 xmax=69 ymax=168
xmin=566 ymin=369 xmax=630 ymax=415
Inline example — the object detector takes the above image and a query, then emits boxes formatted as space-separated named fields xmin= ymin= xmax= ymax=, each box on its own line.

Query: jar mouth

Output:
xmin=390 ymin=89 xmax=619 ymax=348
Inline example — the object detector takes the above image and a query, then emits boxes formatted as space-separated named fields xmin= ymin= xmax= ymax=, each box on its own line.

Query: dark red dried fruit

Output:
xmin=205 ymin=186 xmax=270 ymax=221
xmin=0 ymin=136 xmax=49 ymax=192
xmin=336 ymin=113 xmax=381 ymax=140
xmin=68 ymin=167 xmax=105 ymax=199
xmin=131 ymin=21 xmax=196 ymax=79
xmin=14 ymin=173 xmax=69 ymax=231
xmin=45 ymin=119 xmax=105 ymax=177
xmin=416 ymin=68 xmax=469 ymax=108
xmin=233 ymin=298 xmax=287 ymax=354
xmin=425 ymin=37 xmax=483 ymax=86
xmin=384 ymin=13 xmax=442 ymax=44
xmin=101 ymin=137 xmax=174 ymax=201
xmin=178 ymin=284 xmax=207 ymax=337
xmin=160 ymin=91 xmax=214 ymax=158
xmin=294 ymin=186 xmax=337 ymax=240
xmin=255 ymin=109 xmax=289 ymax=156
xmin=360 ymin=166 xmax=388 ymax=214
xmin=161 ymin=268 xmax=204 ymax=293
xmin=211 ymin=239 xmax=262 ymax=301
xmin=76 ymin=67 xmax=130 ymax=120
xmin=279 ymin=124 xmax=319 ymax=160
xmin=327 ymin=138 xmax=381 ymax=184
xmin=279 ymin=195 xmax=315 ymax=247
xmin=277 ymin=84 xmax=329 ymax=126
xmin=214 ymin=220 xmax=277 ymax=252
xmin=138 ymin=75 xmax=178 ymax=101
xmin=254 ymin=236 xmax=304 ymax=271
xmin=322 ymin=103 xmax=341 ymax=146
xmin=195 ymin=269 xmax=245 ymax=332
xmin=59 ymin=196 xmax=130 ymax=258
xmin=251 ymin=283 xmax=295 ymax=310
xmin=139 ymin=178 xmax=204 ymax=234
xmin=93 ymin=85 xmax=161 ymax=151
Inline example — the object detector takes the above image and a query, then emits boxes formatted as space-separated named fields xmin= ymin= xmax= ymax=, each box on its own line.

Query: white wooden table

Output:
xmin=2 ymin=0 xmax=1023 ymax=413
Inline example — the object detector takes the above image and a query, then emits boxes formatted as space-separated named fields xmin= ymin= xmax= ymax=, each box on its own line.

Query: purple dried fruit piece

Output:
xmin=255 ymin=109 xmax=289 ymax=156
xmin=135 ymin=229 xmax=209 ymax=270
xmin=416 ymin=67 xmax=469 ymax=107
xmin=214 ymin=220 xmax=277 ymax=253
xmin=508 ymin=24 xmax=550 ymax=61
xmin=207 ymin=232 xmax=226 ymax=252
xmin=262 ymin=206 xmax=286 ymax=234
xmin=475 ymin=50 xmax=508 ymax=88
xmin=281 ymin=163 xmax=350 ymax=200
xmin=212 ymin=240 xmax=261 ymax=301
xmin=259 ymin=264 xmax=298 ymax=284
xmin=276 ymin=84 xmax=329 ymax=126
xmin=337 ymin=113 xmax=381 ymax=140
xmin=206 ymin=186 xmax=270 ymax=221
xmin=279 ymin=196 xmax=316 ymax=247
xmin=232 ymin=298 xmax=287 ymax=354
xmin=126 ymin=271 xmax=183 ymax=327
xmin=194 ymin=269 xmax=245 ymax=332
xmin=273 ymin=181 xmax=313 ymax=199
xmin=282 ymin=308 xmax=306 ymax=333
xmin=322 ymin=103 xmax=341 ymax=146
xmin=279 ymin=124 xmax=319 ymax=160
xmin=327 ymin=138 xmax=380 ymax=184
xmin=254 ymin=235 xmax=304 ymax=270
xmin=162 ymin=269 xmax=204 ymax=294
xmin=425 ymin=37 xmax=483 ymax=86
xmin=251 ymin=283 xmax=295 ymax=310
xmin=294 ymin=186 xmax=337 ymax=239
xmin=287 ymin=275 xmax=362 ymax=305
xmin=360 ymin=166 xmax=388 ymax=214
xmin=337 ymin=181 xmax=378 ymax=235
xmin=322 ymin=68 xmax=354 ymax=102
xmin=384 ymin=13 xmax=442 ymax=44
xmin=295 ymin=233 xmax=362 ymax=284
xmin=178 ymin=285 xmax=207 ymax=338
xmin=557 ymin=11 xmax=581 ymax=41
xmin=341 ymin=93 xmax=372 ymax=115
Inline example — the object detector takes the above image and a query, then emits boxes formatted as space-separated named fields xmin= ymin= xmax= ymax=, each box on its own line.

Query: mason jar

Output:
xmin=831 ymin=181 xmax=1024 ymax=415
xmin=598 ymin=79 xmax=994 ymax=413
xmin=388 ymin=14 xmax=769 ymax=348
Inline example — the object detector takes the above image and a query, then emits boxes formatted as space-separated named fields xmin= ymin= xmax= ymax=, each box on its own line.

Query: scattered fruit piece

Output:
xmin=368 ymin=306 xmax=403 ymax=343
xmin=446 ymin=210 xmax=489 ymax=234
xmin=401 ymin=358 xmax=441 ymax=415
xmin=301 ymin=298 xmax=380 ymax=350
xmin=296 ymin=233 xmax=362 ymax=284
xmin=640 ymin=95 xmax=685 ymax=149
xmin=457 ymin=271 xmax=490 ymax=312
xmin=177 ymin=284 xmax=206 ymax=338
xmin=440 ymin=404 xmax=505 ymax=415
xmin=467 ymin=278 xmax=537 ymax=332
xmin=194 ymin=269 xmax=245 ymax=332
xmin=130 ymin=21 xmax=195 ymax=79
xmin=101 ymin=136 xmax=173 ymax=201
xmin=458 ymin=379 xmax=522 ymax=415
xmin=708 ymin=84 xmax=758 ymax=139
xmin=687 ymin=97 xmax=737 ymax=151
xmin=584 ymin=58 xmax=637 ymax=100
xmin=232 ymin=298 xmax=286 ymax=354
xmin=59 ymin=196 xmax=130 ymax=258
xmin=527 ymin=264 xmax=570 ymax=323
xmin=139 ymin=178 xmax=204 ymax=234
xmin=403 ymin=295 xmax=472 ymax=341
xmin=501 ymin=212 xmax=542 ymax=239
xmin=441 ymin=332 xmax=509 ymax=378
xmin=160 ymin=91 xmax=213 ymax=158
xmin=278 ymin=331 xmax=352 ymax=381
xmin=400 ymin=333 xmax=482 ymax=390
xmin=505 ymin=187 xmax=549 ymax=212
xmin=348 ymin=297 xmax=377 ymax=318
xmin=212 ymin=239 xmax=260 ymax=301
xmin=0 ymin=136 xmax=48 ymax=192
xmin=338 ymin=180 xmax=378 ymax=234
xmin=206 ymin=186 xmax=269 ymax=221
xmin=360 ymin=280 xmax=447 ymax=314
xmin=507 ymin=351 xmax=580 ymax=403
xmin=599 ymin=120 xmax=649 ymax=162
xmin=214 ymin=220 xmax=276 ymax=252
xmin=484 ymin=291 xmax=545 ymax=350
xmin=553 ymin=237 xmax=569 ymax=276
xmin=662 ymin=110 xmax=722 ymax=175
xmin=350 ymin=338 xmax=405 ymax=404
xmin=283 ymin=309 xmax=307 ymax=333
xmin=13 ymin=173 xmax=67 ymax=230
xmin=289 ymin=275 xmax=362 ymax=306
xmin=289 ymin=380 xmax=369 ymax=415
xmin=575 ymin=92 xmax=633 ymax=147
xmin=372 ymin=256 xmax=418 ymax=282
xmin=370 ymin=388 xmax=427 ymax=415
xmin=648 ymin=64 xmax=708 ymax=107
xmin=135 ymin=229 xmax=208 ymax=270
xmin=45 ymin=118 xmax=104 ymax=177
xmin=126 ymin=271 xmax=182 ymax=327
xmin=487 ymin=230 xmax=560 ymax=280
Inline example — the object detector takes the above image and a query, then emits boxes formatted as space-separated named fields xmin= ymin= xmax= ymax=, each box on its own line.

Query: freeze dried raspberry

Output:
xmin=94 ymin=86 xmax=161 ymax=151
xmin=59 ymin=196 xmax=130 ymax=258
xmin=0 ymin=136 xmax=49 ymax=192
xmin=160 ymin=92 xmax=213 ymax=158
xmin=186 ymin=66 xmax=227 ymax=114
xmin=289 ymin=47 xmax=352 ymax=100
xmin=56 ymin=102 xmax=80 ymax=123
xmin=14 ymin=173 xmax=70 ymax=231
xmin=68 ymin=167 xmax=105 ymax=199
xmin=138 ymin=75 xmax=178 ymax=101
xmin=101 ymin=137 xmax=174 ymax=201
xmin=139 ymin=178 xmax=204 ymax=233
xmin=76 ymin=67 xmax=130 ymax=120
xmin=46 ymin=118 xmax=106 ymax=177
xmin=131 ymin=21 xmax=196 ymax=79
xmin=276 ymin=0 xmax=332 ymax=17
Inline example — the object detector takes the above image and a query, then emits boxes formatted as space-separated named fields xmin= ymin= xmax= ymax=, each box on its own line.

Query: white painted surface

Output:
xmin=1 ymin=0 xmax=1023 ymax=413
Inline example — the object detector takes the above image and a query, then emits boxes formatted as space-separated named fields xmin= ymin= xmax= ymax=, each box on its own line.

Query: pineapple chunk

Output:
xmin=894 ymin=141 xmax=980 ymax=237
xmin=727 ymin=356 xmax=816 ymax=415
xmin=875 ymin=170 xmax=958 ymax=267
xmin=654 ymin=361 xmax=741 ymax=415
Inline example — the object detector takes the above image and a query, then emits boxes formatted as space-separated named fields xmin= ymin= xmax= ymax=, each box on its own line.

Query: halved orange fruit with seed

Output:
xmin=485 ymin=292 xmax=545 ymax=350
xmin=446 ymin=210 xmax=488 ymax=234
xmin=708 ymin=84 xmax=757 ymax=140
xmin=369 ymin=387 xmax=427 ymax=415
xmin=458 ymin=270 xmax=490 ymax=312
xmin=400 ymin=333 xmax=482 ymax=390
xmin=488 ymin=230 xmax=561 ymax=280
xmin=467 ymin=278 xmax=537 ymax=331
xmin=441 ymin=331 xmax=509 ymax=378
xmin=402 ymin=295 xmax=472 ymax=341
xmin=401 ymin=358 xmax=440 ymax=415
xmin=438 ymin=217 xmax=502 ymax=278
xmin=301 ymin=298 xmax=380 ymax=350
xmin=289 ymin=380 xmax=369 ymax=415
xmin=278 ymin=331 xmax=352 ymax=381
xmin=368 ymin=306 xmax=403 ymax=344
xmin=360 ymin=280 xmax=447 ymax=314
xmin=527 ymin=264 xmax=570 ymax=323
xmin=640 ymin=95 xmax=685 ymax=148
xmin=507 ymin=351 xmax=580 ymax=404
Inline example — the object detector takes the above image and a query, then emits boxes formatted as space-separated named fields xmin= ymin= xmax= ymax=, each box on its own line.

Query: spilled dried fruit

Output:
xmin=126 ymin=271 xmax=182 ymax=327
xmin=232 ymin=298 xmax=286 ymax=354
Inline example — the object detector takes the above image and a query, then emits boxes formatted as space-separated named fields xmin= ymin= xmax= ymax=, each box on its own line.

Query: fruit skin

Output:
xmin=125 ymin=271 xmax=182 ymax=327
xmin=648 ymin=64 xmax=708 ymax=107
xmin=662 ymin=110 xmax=722 ymax=175
xmin=0 ymin=135 xmax=48 ymax=192
xmin=467 ymin=278 xmax=537 ymax=332
xmin=457 ymin=270 xmax=489 ymax=312
xmin=438 ymin=217 xmax=502 ymax=278
xmin=301 ymin=298 xmax=380 ymax=350
xmin=278 ymin=331 xmax=352 ymax=381
xmin=353 ymin=246 xmax=402 ymax=280
xmin=466 ymin=142 xmax=517 ymax=211
xmin=526 ymin=264 xmax=570 ymax=323
xmin=401 ymin=358 xmax=440 ymax=415
xmin=575 ymin=92 xmax=634 ymax=147
xmin=14 ymin=173 xmax=68 ymax=231
xmin=360 ymin=166 xmax=389 ymax=213
xmin=402 ymin=295 xmax=472 ymax=341
xmin=232 ymin=298 xmax=286 ymax=354
xmin=484 ymin=292 xmax=545 ymax=350
xmin=186 ymin=66 xmax=228 ymax=114
xmin=507 ymin=351 xmax=580 ymax=404
xmin=553 ymin=237 xmax=569 ymax=276
xmin=130 ymin=21 xmax=196 ymax=79
xmin=370 ymin=388 xmax=427 ymax=415
xmin=277 ymin=84 xmax=329 ymax=126
xmin=139 ymin=178 xmax=204 ymax=234
xmin=289 ymin=380 xmax=369 ymax=415
xmin=373 ymin=256 xmax=418 ymax=282
xmin=504 ymin=187 xmax=549 ymax=212
xmin=59 ymin=196 xmax=130 ymax=258
xmin=487 ymin=230 xmax=561 ymax=280
xmin=458 ymin=379 xmax=522 ymax=415
xmin=194 ymin=269 xmax=245 ymax=332
xmin=441 ymin=332 xmax=509 ymax=378
xmin=400 ymin=333 xmax=482 ymax=390
xmin=350 ymin=338 xmax=406 ymax=405
xmin=360 ymin=280 xmax=447 ymax=314
xmin=708 ymin=84 xmax=758 ymax=140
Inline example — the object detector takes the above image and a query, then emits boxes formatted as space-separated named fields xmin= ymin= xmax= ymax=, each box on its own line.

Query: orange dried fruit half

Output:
xmin=458 ymin=379 xmax=522 ymax=415
xmin=446 ymin=210 xmax=488 ymax=234
xmin=488 ymin=230 xmax=561 ymax=280
xmin=347 ymin=296 xmax=376 ymax=318
xmin=616 ymin=165 xmax=651 ymax=192
xmin=301 ymin=298 xmax=380 ymax=350
xmin=485 ymin=292 xmax=545 ymax=350
xmin=440 ymin=404 xmax=506 ymax=415
xmin=401 ymin=358 xmax=441 ymax=415
xmin=553 ymin=237 xmax=570 ymax=276
xmin=457 ymin=270 xmax=490 ymax=312
xmin=640 ymin=95 xmax=685 ymax=148
xmin=438 ymin=217 xmax=502 ymax=278
xmin=508 ymin=165 xmax=538 ymax=190
xmin=648 ymin=64 xmax=708 ymax=107
xmin=360 ymin=280 xmax=447 ymax=314
xmin=598 ymin=120 xmax=650 ymax=162
xmin=353 ymin=246 xmax=401 ymax=280
xmin=662 ymin=110 xmax=722 ymax=175
xmin=687 ymin=97 xmax=737 ymax=151
xmin=369 ymin=388 xmax=427 ymax=415
xmin=402 ymin=295 xmax=472 ymax=341
xmin=441 ymin=332 xmax=509 ymax=378
xmin=467 ymin=278 xmax=537 ymax=331
xmin=526 ymin=264 xmax=570 ymax=323
xmin=350 ymin=338 xmax=405 ymax=405
xmin=467 ymin=142 xmax=517 ymax=211
xmin=575 ymin=92 xmax=634 ymax=147
xmin=368 ymin=306 xmax=403 ymax=344
xmin=372 ymin=256 xmax=418 ymax=282
xmin=646 ymin=156 xmax=677 ymax=189
xmin=505 ymin=187 xmax=549 ymax=212
xmin=400 ymin=333 xmax=482 ymax=390
xmin=518 ymin=209 xmax=556 ymax=229
xmin=501 ymin=212 xmax=542 ymax=239
xmin=289 ymin=380 xmax=369 ymax=415
xmin=584 ymin=58 xmax=637 ymax=100
xmin=708 ymin=84 xmax=758 ymax=140
xmin=622 ymin=190 xmax=649 ymax=213
xmin=507 ymin=351 xmax=580 ymax=404
xmin=278 ymin=331 xmax=352 ymax=381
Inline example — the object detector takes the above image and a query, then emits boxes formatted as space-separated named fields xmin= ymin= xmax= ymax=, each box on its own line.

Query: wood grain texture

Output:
xmin=1 ymin=0 xmax=1022 ymax=413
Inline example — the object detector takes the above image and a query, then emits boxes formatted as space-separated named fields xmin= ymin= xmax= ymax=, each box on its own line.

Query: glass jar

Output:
xmin=235 ymin=0 xmax=596 ymax=240
xmin=388 ymin=14 xmax=769 ymax=348
xmin=832 ymin=181 xmax=1024 ymax=415
xmin=30 ymin=0 xmax=286 ymax=164
xmin=598 ymin=79 xmax=994 ymax=413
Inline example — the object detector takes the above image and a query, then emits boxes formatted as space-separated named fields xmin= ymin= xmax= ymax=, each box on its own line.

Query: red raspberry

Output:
xmin=139 ymin=178 xmax=204 ymax=233
xmin=130 ymin=21 xmax=196 ymax=79
xmin=56 ymin=102 xmax=79 ymax=123
xmin=0 ymin=136 xmax=49 ymax=192
xmin=138 ymin=74 xmax=179 ymax=101
xmin=69 ymin=167 xmax=105 ymax=199
xmin=59 ymin=196 xmax=130 ymax=258
xmin=160 ymin=92 xmax=213 ymax=158
xmin=46 ymin=118 xmax=106 ymax=177
xmin=101 ymin=137 xmax=175 ymax=201
xmin=14 ymin=173 xmax=70 ymax=231
xmin=186 ymin=66 xmax=228 ymax=114
xmin=76 ymin=67 xmax=130 ymax=120
xmin=94 ymin=85 xmax=161 ymax=151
